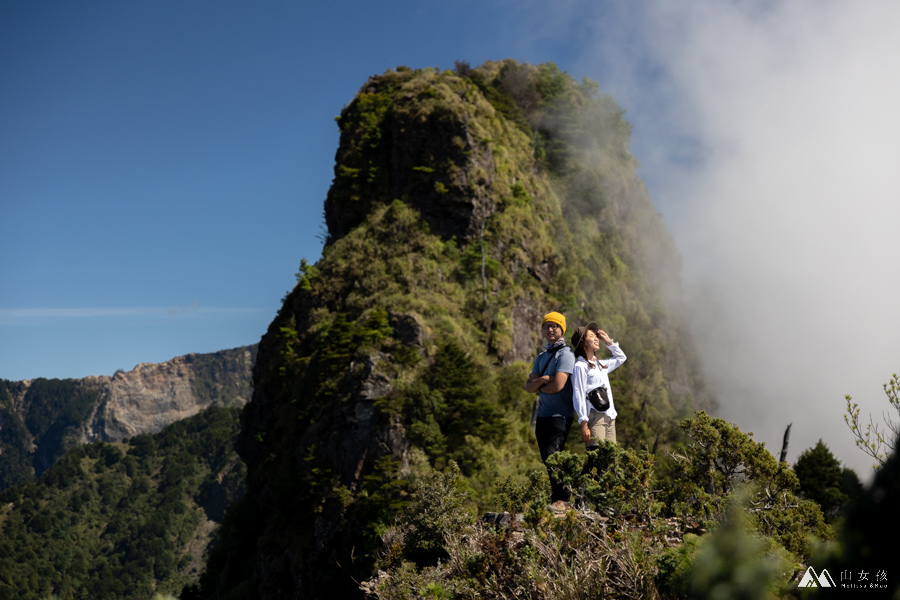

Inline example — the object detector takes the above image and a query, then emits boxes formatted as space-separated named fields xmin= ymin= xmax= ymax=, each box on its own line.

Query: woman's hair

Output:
xmin=573 ymin=336 xmax=597 ymax=369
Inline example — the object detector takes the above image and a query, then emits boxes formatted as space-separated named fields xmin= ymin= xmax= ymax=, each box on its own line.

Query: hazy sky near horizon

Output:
xmin=3 ymin=1 xmax=898 ymax=475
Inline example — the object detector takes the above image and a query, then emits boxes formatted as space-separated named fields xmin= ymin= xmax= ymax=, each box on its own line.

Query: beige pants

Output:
xmin=587 ymin=411 xmax=616 ymax=447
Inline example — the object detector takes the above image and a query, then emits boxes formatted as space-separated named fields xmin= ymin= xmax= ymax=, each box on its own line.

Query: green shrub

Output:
xmin=676 ymin=493 xmax=796 ymax=600
xmin=665 ymin=412 xmax=830 ymax=559
xmin=544 ymin=443 xmax=659 ymax=521
xmin=392 ymin=461 xmax=475 ymax=566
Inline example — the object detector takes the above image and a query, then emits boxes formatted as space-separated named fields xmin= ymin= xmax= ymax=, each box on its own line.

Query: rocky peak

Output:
xmin=324 ymin=67 xmax=503 ymax=244
xmin=201 ymin=60 xmax=709 ymax=599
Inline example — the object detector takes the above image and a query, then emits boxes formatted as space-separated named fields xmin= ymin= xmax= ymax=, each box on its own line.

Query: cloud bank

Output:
xmin=558 ymin=0 xmax=900 ymax=476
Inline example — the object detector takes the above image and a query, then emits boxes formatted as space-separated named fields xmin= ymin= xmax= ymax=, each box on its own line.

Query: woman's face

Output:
xmin=583 ymin=329 xmax=601 ymax=352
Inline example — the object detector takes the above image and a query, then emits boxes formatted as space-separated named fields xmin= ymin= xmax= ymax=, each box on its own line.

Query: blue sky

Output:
xmin=0 ymin=1 xmax=655 ymax=380
xmin=3 ymin=1 xmax=900 ymax=473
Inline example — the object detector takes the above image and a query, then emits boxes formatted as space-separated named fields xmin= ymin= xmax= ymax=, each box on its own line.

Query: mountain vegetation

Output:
xmin=792 ymin=440 xmax=862 ymax=523
xmin=362 ymin=425 xmax=812 ymax=600
xmin=0 ymin=345 xmax=256 ymax=492
xmin=0 ymin=406 xmax=245 ymax=599
xmin=845 ymin=372 xmax=900 ymax=467
xmin=361 ymin=411 xmax=896 ymax=600
xmin=193 ymin=59 xmax=713 ymax=598
xmin=0 ymin=378 xmax=102 ymax=489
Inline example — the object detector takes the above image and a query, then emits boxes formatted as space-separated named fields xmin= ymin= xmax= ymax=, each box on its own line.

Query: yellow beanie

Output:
xmin=542 ymin=311 xmax=566 ymax=333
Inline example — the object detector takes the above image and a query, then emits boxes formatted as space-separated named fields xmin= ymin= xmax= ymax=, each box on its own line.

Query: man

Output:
xmin=525 ymin=311 xmax=575 ymax=508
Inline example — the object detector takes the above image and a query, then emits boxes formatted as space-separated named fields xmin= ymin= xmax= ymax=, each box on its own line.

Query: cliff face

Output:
xmin=200 ymin=60 xmax=711 ymax=599
xmin=0 ymin=345 xmax=256 ymax=490
xmin=82 ymin=347 xmax=257 ymax=442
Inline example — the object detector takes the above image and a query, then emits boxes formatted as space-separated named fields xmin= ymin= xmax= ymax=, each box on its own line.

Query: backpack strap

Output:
xmin=538 ymin=344 xmax=568 ymax=376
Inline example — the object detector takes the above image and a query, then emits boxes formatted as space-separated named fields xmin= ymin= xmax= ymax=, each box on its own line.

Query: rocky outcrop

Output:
xmin=81 ymin=346 xmax=256 ymax=442
xmin=0 ymin=345 xmax=256 ymax=490
xmin=324 ymin=69 xmax=499 ymax=244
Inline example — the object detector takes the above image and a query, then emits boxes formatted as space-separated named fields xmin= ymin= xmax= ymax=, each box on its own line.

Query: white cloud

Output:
xmin=557 ymin=0 xmax=900 ymax=476
xmin=648 ymin=0 xmax=900 ymax=477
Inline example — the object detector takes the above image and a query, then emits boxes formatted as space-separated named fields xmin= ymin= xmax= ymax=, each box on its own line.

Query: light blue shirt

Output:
xmin=532 ymin=345 xmax=575 ymax=418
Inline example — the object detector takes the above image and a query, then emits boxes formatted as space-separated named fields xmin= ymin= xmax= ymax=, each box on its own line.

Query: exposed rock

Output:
xmin=324 ymin=70 xmax=498 ymax=245
xmin=0 ymin=345 xmax=256 ymax=490
xmin=348 ymin=351 xmax=393 ymax=401
xmin=388 ymin=311 xmax=425 ymax=350
xmin=81 ymin=346 xmax=256 ymax=442
xmin=509 ymin=294 xmax=543 ymax=364
xmin=389 ymin=102 xmax=497 ymax=241
xmin=481 ymin=511 xmax=525 ymax=530
xmin=300 ymin=350 xmax=407 ymax=487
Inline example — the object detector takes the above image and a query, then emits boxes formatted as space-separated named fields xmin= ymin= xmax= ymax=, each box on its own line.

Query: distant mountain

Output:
xmin=0 ymin=405 xmax=245 ymax=599
xmin=196 ymin=60 xmax=711 ymax=598
xmin=0 ymin=345 xmax=256 ymax=491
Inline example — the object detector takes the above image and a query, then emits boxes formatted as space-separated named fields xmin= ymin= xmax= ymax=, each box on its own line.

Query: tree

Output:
xmin=657 ymin=491 xmax=796 ymax=600
xmin=815 ymin=444 xmax=900 ymax=599
xmin=793 ymin=439 xmax=859 ymax=522
xmin=844 ymin=372 xmax=900 ymax=467
xmin=666 ymin=412 xmax=829 ymax=558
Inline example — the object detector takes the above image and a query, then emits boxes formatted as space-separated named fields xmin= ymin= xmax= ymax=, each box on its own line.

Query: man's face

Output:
xmin=542 ymin=322 xmax=563 ymax=344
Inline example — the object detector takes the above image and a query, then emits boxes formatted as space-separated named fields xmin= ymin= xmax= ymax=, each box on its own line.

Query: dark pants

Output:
xmin=535 ymin=416 xmax=573 ymax=503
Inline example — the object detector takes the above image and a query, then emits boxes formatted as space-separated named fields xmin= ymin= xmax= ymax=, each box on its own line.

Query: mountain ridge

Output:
xmin=0 ymin=344 xmax=257 ymax=491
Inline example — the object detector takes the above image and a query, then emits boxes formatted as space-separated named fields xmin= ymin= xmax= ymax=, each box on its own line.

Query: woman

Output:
xmin=569 ymin=322 xmax=626 ymax=449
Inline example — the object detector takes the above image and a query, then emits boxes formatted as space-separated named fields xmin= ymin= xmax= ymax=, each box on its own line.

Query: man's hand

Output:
xmin=580 ymin=421 xmax=592 ymax=443
xmin=525 ymin=373 xmax=550 ymax=393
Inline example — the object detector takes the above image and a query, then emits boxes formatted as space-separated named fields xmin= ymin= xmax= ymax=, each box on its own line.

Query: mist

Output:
xmin=548 ymin=0 xmax=900 ymax=477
